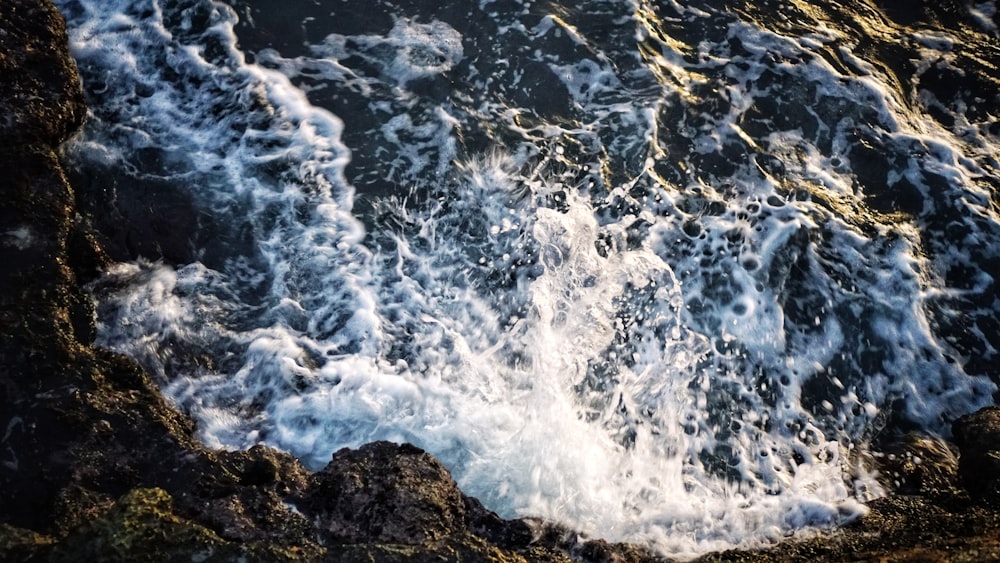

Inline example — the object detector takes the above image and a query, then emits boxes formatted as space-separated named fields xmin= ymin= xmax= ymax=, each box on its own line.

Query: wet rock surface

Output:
xmin=299 ymin=442 xmax=477 ymax=545
xmin=3 ymin=0 xmax=1000 ymax=561
xmin=953 ymin=407 xmax=1000 ymax=505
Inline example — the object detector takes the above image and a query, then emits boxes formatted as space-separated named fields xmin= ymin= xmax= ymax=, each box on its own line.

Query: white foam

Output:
xmin=3 ymin=226 xmax=35 ymax=250
xmin=912 ymin=31 xmax=955 ymax=52
xmin=969 ymin=2 xmax=999 ymax=34
xmin=59 ymin=0 xmax=1000 ymax=558
xmin=309 ymin=18 xmax=463 ymax=87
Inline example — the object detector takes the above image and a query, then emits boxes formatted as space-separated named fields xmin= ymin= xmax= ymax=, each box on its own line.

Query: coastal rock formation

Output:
xmin=300 ymin=442 xmax=486 ymax=545
xmin=953 ymin=407 xmax=1000 ymax=505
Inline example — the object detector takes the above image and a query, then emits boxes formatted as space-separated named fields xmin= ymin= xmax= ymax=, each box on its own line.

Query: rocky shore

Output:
xmin=3 ymin=1 xmax=1000 ymax=561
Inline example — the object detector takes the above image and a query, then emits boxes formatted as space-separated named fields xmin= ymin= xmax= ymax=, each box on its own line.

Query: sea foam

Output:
xmin=59 ymin=0 xmax=999 ymax=557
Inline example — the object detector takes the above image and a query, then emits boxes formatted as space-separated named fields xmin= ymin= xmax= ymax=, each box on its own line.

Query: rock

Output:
xmin=45 ymin=488 xmax=233 ymax=562
xmin=298 ymin=441 xmax=469 ymax=545
xmin=877 ymin=433 xmax=960 ymax=498
xmin=0 ymin=0 xmax=105 ymax=533
xmin=0 ymin=523 xmax=55 ymax=562
xmin=953 ymin=407 xmax=1000 ymax=504
xmin=0 ymin=0 xmax=85 ymax=146
xmin=38 ymin=486 xmax=326 ymax=562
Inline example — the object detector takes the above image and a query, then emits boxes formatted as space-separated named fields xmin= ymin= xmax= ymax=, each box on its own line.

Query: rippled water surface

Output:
xmin=56 ymin=0 xmax=1000 ymax=555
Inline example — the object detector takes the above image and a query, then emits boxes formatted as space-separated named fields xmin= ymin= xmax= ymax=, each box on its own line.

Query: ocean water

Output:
xmin=55 ymin=0 xmax=1000 ymax=556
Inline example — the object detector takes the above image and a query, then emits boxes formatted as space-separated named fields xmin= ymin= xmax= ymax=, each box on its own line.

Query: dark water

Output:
xmin=56 ymin=0 xmax=1000 ymax=555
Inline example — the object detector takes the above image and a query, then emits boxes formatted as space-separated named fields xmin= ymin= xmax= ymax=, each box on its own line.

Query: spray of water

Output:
xmin=60 ymin=0 xmax=999 ymax=556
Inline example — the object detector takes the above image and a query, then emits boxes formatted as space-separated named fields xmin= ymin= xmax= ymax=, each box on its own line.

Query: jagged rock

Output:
xmin=953 ymin=407 xmax=1000 ymax=504
xmin=0 ymin=0 xmax=105 ymax=533
xmin=0 ymin=523 xmax=55 ymax=562
xmin=46 ymin=488 xmax=234 ymax=562
xmin=299 ymin=441 xmax=471 ymax=545
xmin=0 ymin=0 xmax=85 ymax=146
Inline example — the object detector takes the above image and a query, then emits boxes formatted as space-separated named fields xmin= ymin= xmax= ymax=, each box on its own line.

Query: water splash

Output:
xmin=60 ymin=0 xmax=999 ymax=556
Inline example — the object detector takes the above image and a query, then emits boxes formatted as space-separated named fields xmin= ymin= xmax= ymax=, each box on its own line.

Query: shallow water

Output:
xmin=56 ymin=0 xmax=1000 ymax=556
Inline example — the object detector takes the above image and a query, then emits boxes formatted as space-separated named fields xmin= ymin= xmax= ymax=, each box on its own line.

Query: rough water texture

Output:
xmin=5 ymin=0 xmax=1000 ymax=561
xmin=40 ymin=0 xmax=1000 ymax=558
xmin=0 ymin=2 xmax=607 ymax=561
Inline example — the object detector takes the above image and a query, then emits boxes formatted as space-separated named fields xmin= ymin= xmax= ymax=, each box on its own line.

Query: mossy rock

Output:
xmin=0 ymin=523 xmax=55 ymax=562
xmin=44 ymin=488 xmax=239 ymax=562
xmin=328 ymin=534 xmax=572 ymax=563
xmin=40 ymin=487 xmax=327 ymax=562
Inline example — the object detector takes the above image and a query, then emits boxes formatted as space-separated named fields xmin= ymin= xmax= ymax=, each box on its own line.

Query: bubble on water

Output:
xmin=60 ymin=0 xmax=1000 ymax=557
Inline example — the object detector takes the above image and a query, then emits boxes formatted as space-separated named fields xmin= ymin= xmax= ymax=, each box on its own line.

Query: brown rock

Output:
xmin=953 ymin=407 xmax=1000 ymax=504
xmin=299 ymin=441 xmax=468 ymax=545
xmin=0 ymin=0 xmax=85 ymax=146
